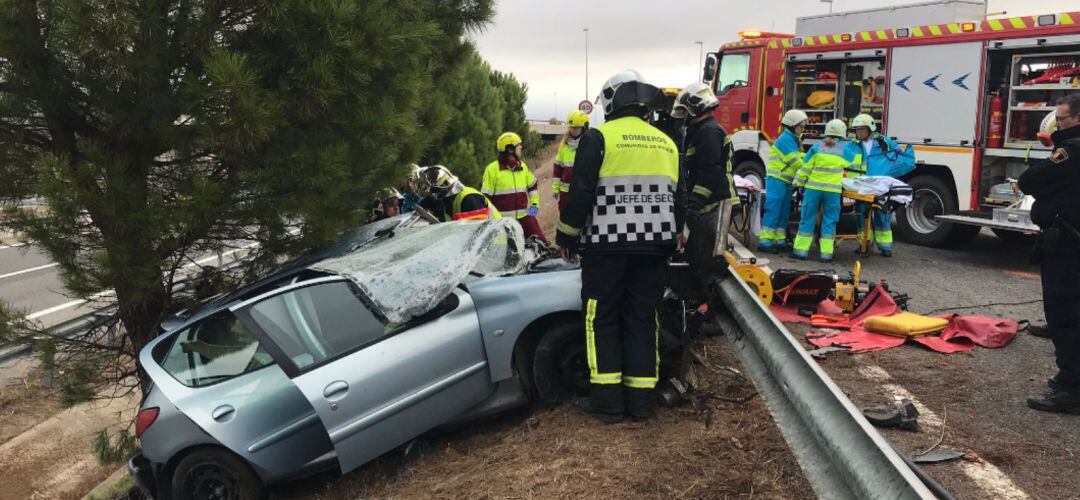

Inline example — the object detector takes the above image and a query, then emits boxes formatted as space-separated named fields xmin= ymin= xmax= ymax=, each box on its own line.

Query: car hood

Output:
xmin=311 ymin=218 xmax=526 ymax=324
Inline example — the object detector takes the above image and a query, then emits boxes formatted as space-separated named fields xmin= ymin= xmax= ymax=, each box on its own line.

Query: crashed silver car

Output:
xmin=129 ymin=216 xmax=589 ymax=499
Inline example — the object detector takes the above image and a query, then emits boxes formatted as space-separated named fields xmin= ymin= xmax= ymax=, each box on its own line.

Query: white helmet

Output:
xmin=597 ymin=69 xmax=661 ymax=117
xmin=412 ymin=165 xmax=463 ymax=200
xmin=823 ymin=119 xmax=848 ymax=139
xmin=1038 ymin=112 xmax=1057 ymax=147
xmin=850 ymin=114 xmax=876 ymax=132
xmin=781 ymin=109 xmax=809 ymax=127
xmin=671 ymin=82 xmax=719 ymax=119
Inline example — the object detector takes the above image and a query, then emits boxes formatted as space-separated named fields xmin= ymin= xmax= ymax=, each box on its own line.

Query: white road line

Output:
xmin=855 ymin=361 xmax=1031 ymax=500
xmin=0 ymin=243 xmax=29 ymax=250
xmin=0 ymin=263 xmax=59 ymax=280
xmin=21 ymin=244 xmax=260 ymax=321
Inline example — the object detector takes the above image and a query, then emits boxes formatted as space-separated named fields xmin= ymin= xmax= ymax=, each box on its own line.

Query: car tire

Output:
xmin=170 ymin=448 xmax=266 ymax=500
xmin=895 ymin=174 xmax=963 ymax=247
xmin=531 ymin=321 xmax=589 ymax=404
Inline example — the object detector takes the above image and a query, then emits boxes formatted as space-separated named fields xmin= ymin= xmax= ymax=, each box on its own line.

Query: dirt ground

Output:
xmin=0 ymin=372 xmax=131 ymax=500
xmin=273 ymin=337 xmax=813 ymax=500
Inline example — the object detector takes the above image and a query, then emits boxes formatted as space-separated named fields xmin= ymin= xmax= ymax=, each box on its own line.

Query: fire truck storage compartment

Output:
xmin=785 ymin=52 xmax=885 ymax=139
xmin=887 ymin=42 xmax=983 ymax=146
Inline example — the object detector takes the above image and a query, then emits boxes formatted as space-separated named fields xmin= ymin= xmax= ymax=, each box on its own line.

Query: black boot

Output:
xmin=1026 ymin=387 xmax=1080 ymax=414
xmin=575 ymin=398 xmax=624 ymax=424
xmin=625 ymin=387 xmax=657 ymax=422
xmin=1027 ymin=324 xmax=1055 ymax=339
xmin=576 ymin=385 xmax=624 ymax=424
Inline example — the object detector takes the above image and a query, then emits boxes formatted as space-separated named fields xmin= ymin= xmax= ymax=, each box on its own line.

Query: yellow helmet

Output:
xmin=497 ymin=132 xmax=523 ymax=152
xmin=567 ymin=110 xmax=590 ymax=128
xmin=850 ymin=114 xmax=876 ymax=132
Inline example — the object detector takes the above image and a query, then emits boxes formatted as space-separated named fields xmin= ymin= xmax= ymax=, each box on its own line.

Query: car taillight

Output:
xmin=135 ymin=407 xmax=159 ymax=438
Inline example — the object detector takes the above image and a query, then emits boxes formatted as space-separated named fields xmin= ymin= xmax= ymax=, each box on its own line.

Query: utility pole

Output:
xmin=822 ymin=0 xmax=834 ymax=14
xmin=695 ymin=41 xmax=704 ymax=81
xmin=583 ymin=28 xmax=590 ymax=102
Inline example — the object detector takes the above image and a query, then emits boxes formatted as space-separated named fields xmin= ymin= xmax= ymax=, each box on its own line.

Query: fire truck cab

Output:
xmin=704 ymin=1 xmax=1080 ymax=247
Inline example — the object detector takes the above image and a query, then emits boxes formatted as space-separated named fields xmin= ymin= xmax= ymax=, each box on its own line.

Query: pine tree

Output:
xmin=0 ymin=0 xmax=493 ymax=391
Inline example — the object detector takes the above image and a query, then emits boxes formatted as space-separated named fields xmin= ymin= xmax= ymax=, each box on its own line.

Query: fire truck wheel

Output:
xmin=895 ymin=174 xmax=962 ymax=247
xmin=733 ymin=159 xmax=765 ymax=191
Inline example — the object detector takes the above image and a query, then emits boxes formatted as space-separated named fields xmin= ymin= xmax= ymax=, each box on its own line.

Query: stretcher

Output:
xmin=790 ymin=179 xmax=913 ymax=256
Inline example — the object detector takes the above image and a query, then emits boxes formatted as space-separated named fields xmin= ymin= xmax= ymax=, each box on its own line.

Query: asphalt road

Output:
xmin=0 ymin=244 xmax=92 ymax=327
xmin=760 ymin=229 xmax=1077 ymax=499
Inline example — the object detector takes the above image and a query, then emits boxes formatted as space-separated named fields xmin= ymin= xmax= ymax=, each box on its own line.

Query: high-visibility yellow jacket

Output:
xmin=481 ymin=160 xmax=538 ymax=219
xmin=552 ymin=141 xmax=578 ymax=194
xmin=767 ymin=129 xmax=803 ymax=184
xmin=795 ymin=141 xmax=861 ymax=194
xmin=441 ymin=186 xmax=502 ymax=221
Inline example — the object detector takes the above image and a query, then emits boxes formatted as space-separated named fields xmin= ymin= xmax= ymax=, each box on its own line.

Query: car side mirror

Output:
xmin=703 ymin=53 xmax=718 ymax=83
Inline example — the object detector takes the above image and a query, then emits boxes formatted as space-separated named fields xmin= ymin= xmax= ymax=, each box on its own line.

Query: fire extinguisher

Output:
xmin=987 ymin=88 xmax=1005 ymax=148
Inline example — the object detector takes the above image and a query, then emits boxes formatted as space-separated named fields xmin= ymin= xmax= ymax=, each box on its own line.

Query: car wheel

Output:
xmin=170 ymin=448 xmax=266 ymax=500
xmin=895 ymin=174 xmax=963 ymax=247
xmin=991 ymin=228 xmax=1036 ymax=245
xmin=531 ymin=321 xmax=589 ymax=404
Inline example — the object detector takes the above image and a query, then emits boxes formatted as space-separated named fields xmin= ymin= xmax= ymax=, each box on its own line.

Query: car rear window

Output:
xmin=159 ymin=312 xmax=275 ymax=387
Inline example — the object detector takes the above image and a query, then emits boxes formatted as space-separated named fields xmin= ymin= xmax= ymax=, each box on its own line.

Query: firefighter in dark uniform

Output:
xmin=672 ymin=82 xmax=738 ymax=280
xmin=1019 ymin=94 xmax=1080 ymax=414
xmin=556 ymin=70 xmax=686 ymax=423
xmin=413 ymin=165 xmax=501 ymax=221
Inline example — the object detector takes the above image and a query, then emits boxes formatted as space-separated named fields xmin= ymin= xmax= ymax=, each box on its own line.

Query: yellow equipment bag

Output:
xmin=807 ymin=90 xmax=836 ymax=108
xmin=863 ymin=312 xmax=950 ymax=339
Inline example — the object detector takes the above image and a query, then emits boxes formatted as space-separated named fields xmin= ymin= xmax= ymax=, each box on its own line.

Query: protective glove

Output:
xmin=687 ymin=194 xmax=706 ymax=226
xmin=528 ymin=206 xmax=538 ymax=218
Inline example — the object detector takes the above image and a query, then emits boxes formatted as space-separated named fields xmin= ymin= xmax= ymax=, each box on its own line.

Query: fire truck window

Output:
xmin=716 ymin=53 xmax=750 ymax=95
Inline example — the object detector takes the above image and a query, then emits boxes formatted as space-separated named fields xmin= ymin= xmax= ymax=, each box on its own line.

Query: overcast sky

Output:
xmin=470 ymin=0 xmax=1078 ymax=121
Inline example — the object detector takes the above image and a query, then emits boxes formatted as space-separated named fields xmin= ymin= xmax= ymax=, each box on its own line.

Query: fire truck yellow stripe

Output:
xmin=875 ymin=30 xmax=888 ymax=40
xmin=805 ymin=37 xmax=816 ymax=46
xmin=768 ymin=41 xmax=777 ymax=49
xmin=928 ymin=25 xmax=942 ymax=36
xmin=1061 ymin=13 xmax=1074 ymax=25
xmin=947 ymin=23 xmax=961 ymax=34
xmin=782 ymin=39 xmax=792 ymax=47
xmin=988 ymin=19 xmax=1005 ymax=31
xmin=832 ymin=34 xmax=842 ymax=43
xmin=912 ymin=26 xmax=925 ymax=37
xmin=860 ymin=31 xmax=872 ymax=41
xmin=1009 ymin=17 xmax=1027 ymax=29
xmin=819 ymin=35 xmax=828 ymax=45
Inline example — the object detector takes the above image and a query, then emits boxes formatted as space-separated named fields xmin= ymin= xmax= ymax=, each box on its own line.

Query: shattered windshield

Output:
xmin=312 ymin=218 xmax=525 ymax=323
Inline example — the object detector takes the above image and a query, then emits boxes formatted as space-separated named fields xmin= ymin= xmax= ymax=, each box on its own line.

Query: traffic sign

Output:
xmin=578 ymin=100 xmax=594 ymax=114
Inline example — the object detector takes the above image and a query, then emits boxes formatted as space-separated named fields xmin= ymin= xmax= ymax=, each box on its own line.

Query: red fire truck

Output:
xmin=703 ymin=2 xmax=1080 ymax=246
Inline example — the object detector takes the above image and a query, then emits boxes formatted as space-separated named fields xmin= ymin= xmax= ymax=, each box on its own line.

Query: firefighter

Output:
xmin=482 ymin=132 xmax=548 ymax=244
xmin=847 ymin=113 xmax=916 ymax=257
xmin=1019 ymin=95 xmax=1080 ymax=414
xmin=792 ymin=119 xmax=860 ymax=262
xmin=672 ymin=82 xmax=737 ymax=274
xmin=413 ymin=165 xmax=501 ymax=221
xmin=556 ymin=69 xmax=685 ymax=424
xmin=760 ymin=110 xmax=809 ymax=253
xmin=553 ymin=110 xmax=590 ymax=214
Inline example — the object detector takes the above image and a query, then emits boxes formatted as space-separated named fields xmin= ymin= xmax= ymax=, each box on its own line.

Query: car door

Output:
xmin=233 ymin=276 xmax=493 ymax=473
xmin=714 ymin=50 xmax=755 ymax=130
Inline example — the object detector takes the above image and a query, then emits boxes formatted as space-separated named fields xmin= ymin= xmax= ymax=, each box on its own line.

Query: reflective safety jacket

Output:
xmin=556 ymin=115 xmax=685 ymax=254
xmin=481 ymin=160 xmax=538 ymax=219
xmin=767 ymin=129 xmax=804 ymax=184
xmin=845 ymin=133 xmax=916 ymax=178
xmin=552 ymin=139 xmax=578 ymax=195
xmin=441 ymin=186 xmax=502 ymax=222
xmin=795 ymin=141 xmax=861 ymax=194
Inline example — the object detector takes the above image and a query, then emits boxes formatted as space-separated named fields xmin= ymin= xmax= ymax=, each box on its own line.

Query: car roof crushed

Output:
xmin=311 ymin=217 xmax=526 ymax=323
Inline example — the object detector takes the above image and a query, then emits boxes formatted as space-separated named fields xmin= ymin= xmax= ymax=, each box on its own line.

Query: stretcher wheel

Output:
xmin=735 ymin=264 xmax=773 ymax=306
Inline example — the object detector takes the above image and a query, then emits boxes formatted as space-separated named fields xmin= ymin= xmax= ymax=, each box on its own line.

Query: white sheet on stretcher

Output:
xmin=842 ymin=176 xmax=913 ymax=205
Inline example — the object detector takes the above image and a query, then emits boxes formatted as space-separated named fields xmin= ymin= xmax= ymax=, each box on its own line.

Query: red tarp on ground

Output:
xmin=787 ymin=287 xmax=1019 ymax=354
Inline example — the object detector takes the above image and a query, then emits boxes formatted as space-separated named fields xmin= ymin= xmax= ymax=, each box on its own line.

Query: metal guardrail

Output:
xmin=713 ymin=268 xmax=936 ymax=499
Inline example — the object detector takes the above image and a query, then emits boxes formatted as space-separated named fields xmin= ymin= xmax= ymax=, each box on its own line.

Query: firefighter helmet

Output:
xmin=597 ymin=69 xmax=661 ymax=117
xmin=850 ymin=114 xmax=877 ymax=132
xmin=566 ymin=110 xmax=590 ymax=128
xmin=413 ymin=165 xmax=462 ymax=200
xmin=375 ymin=187 xmax=401 ymax=203
xmin=671 ymin=82 xmax=719 ymax=119
xmin=1038 ymin=112 xmax=1057 ymax=147
xmin=497 ymin=132 xmax=523 ymax=153
xmin=823 ymin=119 xmax=848 ymax=139
xmin=781 ymin=109 xmax=809 ymax=127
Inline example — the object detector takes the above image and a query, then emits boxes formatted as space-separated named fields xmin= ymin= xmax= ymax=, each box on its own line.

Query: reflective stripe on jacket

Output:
xmin=767 ymin=129 xmax=803 ymax=184
xmin=552 ymin=142 xmax=577 ymax=194
xmin=796 ymin=141 xmax=860 ymax=194
xmin=574 ymin=117 xmax=680 ymax=247
xmin=443 ymin=186 xmax=502 ymax=221
xmin=481 ymin=160 xmax=538 ymax=219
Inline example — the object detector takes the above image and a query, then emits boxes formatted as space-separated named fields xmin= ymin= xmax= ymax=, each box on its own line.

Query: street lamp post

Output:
xmin=553 ymin=92 xmax=558 ymax=120
xmin=583 ymin=28 xmax=590 ymax=102
xmin=695 ymin=41 xmax=704 ymax=81
xmin=822 ymin=0 xmax=834 ymax=14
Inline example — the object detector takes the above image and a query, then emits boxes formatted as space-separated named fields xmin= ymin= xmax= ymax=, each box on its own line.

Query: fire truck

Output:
xmin=702 ymin=0 xmax=1080 ymax=246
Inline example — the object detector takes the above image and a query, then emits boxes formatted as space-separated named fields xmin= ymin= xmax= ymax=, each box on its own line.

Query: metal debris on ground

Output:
xmin=912 ymin=448 xmax=966 ymax=464
xmin=861 ymin=398 xmax=920 ymax=432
